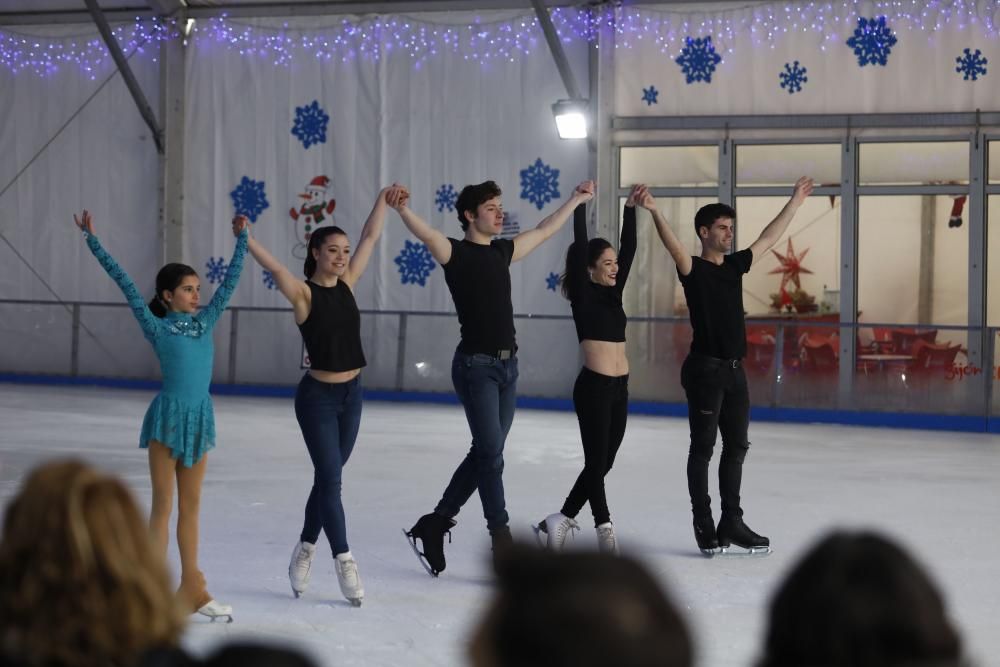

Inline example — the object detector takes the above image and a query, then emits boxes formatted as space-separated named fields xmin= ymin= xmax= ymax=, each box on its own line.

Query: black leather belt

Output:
xmin=690 ymin=353 xmax=741 ymax=369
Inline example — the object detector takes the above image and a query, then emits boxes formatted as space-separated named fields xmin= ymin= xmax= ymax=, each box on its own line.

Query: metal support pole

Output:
xmin=71 ymin=304 xmax=81 ymax=377
xmin=228 ymin=309 xmax=239 ymax=384
xmin=395 ymin=313 xmax=408 ymax=391
xmin=84 ymin=0 xmax=165 ymax=154
xmin=529 ymin=0 xmax=581 ymax=101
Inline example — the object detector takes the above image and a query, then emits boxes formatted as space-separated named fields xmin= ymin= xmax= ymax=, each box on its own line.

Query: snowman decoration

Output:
xmin=289 ymin=175 xmax=337 ymax=259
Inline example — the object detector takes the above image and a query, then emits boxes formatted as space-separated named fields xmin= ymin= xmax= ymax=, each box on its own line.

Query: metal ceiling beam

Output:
xmin=83 ymin=0 xmax=165 ymax=153
xmin=146 ymin=0 xmax=187 ymax=18
xmin=529 ymin=0 xmax=582 ymax=100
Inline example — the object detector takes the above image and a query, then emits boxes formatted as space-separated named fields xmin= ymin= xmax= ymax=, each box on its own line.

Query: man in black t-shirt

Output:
xmin=390 ymin=178 xmax=594 ymax=575
xmin=642 ymin=177 xmax=813 ymax=555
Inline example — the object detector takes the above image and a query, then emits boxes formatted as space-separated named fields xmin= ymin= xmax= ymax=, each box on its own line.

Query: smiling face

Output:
xmin=163 ymin=275 xmax=201 ymax=313
xmin=311 ymin=232 xmax=351 ymax=278
xmin=700 ymin=216 xmax=734 ymax=253
xmin=590 ymin=246 xmax=619 ymax=287
xmin=465 ymin=196 xmax=505 ymax=237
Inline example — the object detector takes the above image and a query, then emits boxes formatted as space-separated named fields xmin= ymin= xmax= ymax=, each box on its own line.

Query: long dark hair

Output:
xmin=560 ymin=237 xmax=613 ymax=300
xmin=148 ymin=263 xmax=198 ymax=318
xmin=303 ymin=226 xmax=349 ymax=279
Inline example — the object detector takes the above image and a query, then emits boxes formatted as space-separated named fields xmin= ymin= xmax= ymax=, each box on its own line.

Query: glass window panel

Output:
xmin=859 ymin=141 xmax=969 ymax=186
xmin=858 ymin=195 xmax=968 ymax=326
xmin=619 ymin=146 xmax=718 ymax=188
xmin=735 ymin=196 xmax=841 ymax=318
xmin=621 ymin=196 xmax=709 ymax=318
xmin=990 ymin=141 xmax=1000 ymax=184
xmin=736 ymin=143 xmax=841 ymax=187
xmin=988 ymin=196 xmax=1000 ymax=326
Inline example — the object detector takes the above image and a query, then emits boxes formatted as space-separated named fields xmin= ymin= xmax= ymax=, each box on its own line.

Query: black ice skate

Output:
xmin=404 ymin=512 xmax=456 ymax=576
xmin=693 ymin=515 xmax=722 ymax=557
xmin=490 ymin=526 xmax=513 ymax=567
xmin=717 ymin=514 xmax=771 ymax=556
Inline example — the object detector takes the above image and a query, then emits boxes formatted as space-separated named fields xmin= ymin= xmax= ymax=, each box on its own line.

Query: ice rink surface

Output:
xmin=1 ymin=382 xmax=998 ymax=666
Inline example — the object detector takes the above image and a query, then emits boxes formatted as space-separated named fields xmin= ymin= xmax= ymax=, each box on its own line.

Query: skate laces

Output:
xmin=554 ymin=516 xmax=580 ymax=542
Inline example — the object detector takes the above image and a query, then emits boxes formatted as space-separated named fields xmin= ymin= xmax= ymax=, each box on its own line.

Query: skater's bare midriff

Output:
xmin=581 ymin=339 xmax=629 ymax=377
xmin=308 ymin=367 xmax=361 ymax=384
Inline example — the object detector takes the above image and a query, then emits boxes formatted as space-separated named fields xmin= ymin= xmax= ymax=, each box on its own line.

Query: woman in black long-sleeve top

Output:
xmin=535 ymin=186 xmax=639 ymax=554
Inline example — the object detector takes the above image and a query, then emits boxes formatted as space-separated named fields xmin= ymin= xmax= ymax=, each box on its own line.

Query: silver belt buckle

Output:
xmin=498 ymin=349 xmax=512 ymax=360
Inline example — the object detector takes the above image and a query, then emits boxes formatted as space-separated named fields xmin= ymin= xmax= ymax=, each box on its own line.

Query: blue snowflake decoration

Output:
xmin=845 ymin=16 xmax=898 ymax=67
xmin=641 ymin=85 xmax=659 ymax=105
xmin=779 ymin=61 xmax=808 ymax=94
xmin=230 ymin=176 xmax=269 ymax=223
xmin=545 ymin=272 xmax=560 ymax=291
xmin=435 ymin=184 xmax=458 ymax=212
xmin=291 ymin=100 xmax=329 ymax=149
xmin=262 ymin=270 xmax=276 ymax=290
xmin=520 ymin=158 xmax=560 ymax=211
xmin=676 ymin=36 xmax=723 ymax=84
xmin=394 ymin=240 xmax=436 ymax=286
xmin=205 ymin=257 xmax=228 ymax=285
xmin=956 ymin=48 xmax=987 ymax=81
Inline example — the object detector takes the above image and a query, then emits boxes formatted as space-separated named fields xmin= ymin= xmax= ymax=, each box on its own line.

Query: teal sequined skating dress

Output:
xmin=85 ymin=229 xmax=248 ymax=467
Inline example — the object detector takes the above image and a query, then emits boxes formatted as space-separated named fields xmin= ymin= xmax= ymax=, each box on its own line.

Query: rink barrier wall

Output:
xmin=2 ymin=373 xmax=995 ymax=434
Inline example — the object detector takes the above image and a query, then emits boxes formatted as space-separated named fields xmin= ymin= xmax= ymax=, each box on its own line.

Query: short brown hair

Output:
xmin=0 ymin=460 xmax=186 ymax=667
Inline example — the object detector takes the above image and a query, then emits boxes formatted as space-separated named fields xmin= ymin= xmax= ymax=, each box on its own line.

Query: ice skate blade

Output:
xmin=348 ymin=598 xmax=363 ymax=607
xmin=699 ymin=546 xmax=722 ymax=557
xmin=402 ymin=528 xmax=440 ymax=577
xmin=196 ymin=600 xmax=234 ymax=622
xmin=292 ymin=589 xmax=302 ymax=599
xmin=719 ymin=545 xmax=772 ymax=557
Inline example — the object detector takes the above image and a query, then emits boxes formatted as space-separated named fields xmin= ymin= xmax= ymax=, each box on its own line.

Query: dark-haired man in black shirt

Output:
xmin=390 ymin=178 xmax=595 ymax=574
xmin=644 ymin=176 xmax=813 ymax=555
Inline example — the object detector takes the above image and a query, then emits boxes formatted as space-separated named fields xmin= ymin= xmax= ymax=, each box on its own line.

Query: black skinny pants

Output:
xmin=561 ymin=367 xmax=629 ymax=527
xmin=681 ymin=354 xmax=751 ymax=521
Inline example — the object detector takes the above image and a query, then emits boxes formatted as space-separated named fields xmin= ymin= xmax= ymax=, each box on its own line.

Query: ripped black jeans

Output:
xmin=681 ymin=354 xmax=751 ymax=521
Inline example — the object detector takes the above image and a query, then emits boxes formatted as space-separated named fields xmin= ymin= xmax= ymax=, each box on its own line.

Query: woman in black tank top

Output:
xmin=243 ymin=184 xmax=404 ymax=606
xmin=534 ymin=191 xmax=639 ymax=556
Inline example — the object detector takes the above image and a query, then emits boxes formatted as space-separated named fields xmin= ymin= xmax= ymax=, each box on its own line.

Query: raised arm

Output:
xmin=343 ymin=184 xmax=400 ymax=288
xmin=634 ymin=185 xmax=692 ymax=276
xmin=74 ymin=210 xmax=160 ymax=343
xmin=748 ymin=176 xmax=814 ymax=265
xmin=614 ymin=202 xmax=638 ymax=292
xmin=243 ymin=220 xmax=311 ymax=321
xmin=387 ymin=187 xmax=452 ymax=265
xmin=197 ymin=216 xmax=249 ymax=330
xmin=563 ymin=203 xmax=590 ymax=301
xmin=511 ymin=180 xmax=595 ymax=263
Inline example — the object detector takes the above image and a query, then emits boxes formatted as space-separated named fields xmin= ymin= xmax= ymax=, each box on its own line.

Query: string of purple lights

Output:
xmin=1 ymin=1 xmax=997 ymax=77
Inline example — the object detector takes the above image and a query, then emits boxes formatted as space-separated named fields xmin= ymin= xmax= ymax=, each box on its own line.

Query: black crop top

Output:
xmin=298 ymin=280 xmax=367 ymax=372
xmin=568 ymin=204 xmax=636 ymax=343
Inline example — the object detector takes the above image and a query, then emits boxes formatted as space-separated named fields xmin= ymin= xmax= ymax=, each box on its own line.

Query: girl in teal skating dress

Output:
xmin=75 ymin=210 xmax=247 ymax=621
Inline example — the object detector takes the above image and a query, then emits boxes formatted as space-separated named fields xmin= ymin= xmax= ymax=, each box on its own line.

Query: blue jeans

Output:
xmin=295 ymin=373 xmax=363 ymax=557
xmin=435 ymin=350 xmax=518 ymax=531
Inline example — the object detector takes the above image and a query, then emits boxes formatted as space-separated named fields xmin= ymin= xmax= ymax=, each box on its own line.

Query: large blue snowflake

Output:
xmin=641 ymin=85 xmax=659 ymax=105
xmin=205 ymin=257 xmax=228 ymax=285
xmin=291 ymin=100 xmax=329 ymax=149
xmin=520 ymin=158 xmax=560 ymax=210
xmin=545 ymin=272 xmax=560 ymax=291
xmin=435 ymin=184 xmax=458 ymax=212
xmin=676 ymin=36 xmax=722 ymax=84
xmin=956 ymin=48 xmax=987 ymax=81
xmin=395 ymin=240 xmax=436 ymax=286
xmin=779 ymin=61 xmax=808 ymax=94
xmin=846 ymin=16 xmax=897 ymax=67
xmin=262 ymin=270 xmax=276 ymax=290
xmin=230 ymin=176 xmax=269 ymax=222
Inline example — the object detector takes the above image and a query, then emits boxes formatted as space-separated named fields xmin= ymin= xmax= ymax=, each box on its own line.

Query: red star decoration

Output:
xmin=769 ymin=238 xmax=812 ymax=292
